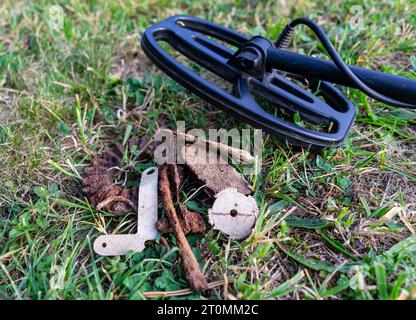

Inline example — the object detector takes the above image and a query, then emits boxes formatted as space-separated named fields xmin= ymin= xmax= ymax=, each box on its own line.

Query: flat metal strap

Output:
xmin=93 ymin=167 xmax=158 ymax=256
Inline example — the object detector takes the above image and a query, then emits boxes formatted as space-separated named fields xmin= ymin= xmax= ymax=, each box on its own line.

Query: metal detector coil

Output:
xmin=142 ymin=15 xmax=416 ymax=148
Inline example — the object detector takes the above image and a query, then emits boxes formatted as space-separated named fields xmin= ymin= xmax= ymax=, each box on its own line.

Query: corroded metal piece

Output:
xmin=208 ymin=188 xmax=258 ymax=240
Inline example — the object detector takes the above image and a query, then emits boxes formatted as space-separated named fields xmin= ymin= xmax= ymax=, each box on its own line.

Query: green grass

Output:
xmin=1 ymin=0 xmax=416 ymax=300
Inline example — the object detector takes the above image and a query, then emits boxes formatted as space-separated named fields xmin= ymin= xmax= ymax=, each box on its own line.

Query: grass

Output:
xmin=1 ymin=0 xmax=415 ymax=300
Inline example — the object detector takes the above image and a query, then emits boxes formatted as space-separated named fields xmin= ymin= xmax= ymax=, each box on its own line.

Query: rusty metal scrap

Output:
xmin=159 ymin=165 xmax=208 ymax=293
xmin=82 ymin=144 xmax=137 ymax=215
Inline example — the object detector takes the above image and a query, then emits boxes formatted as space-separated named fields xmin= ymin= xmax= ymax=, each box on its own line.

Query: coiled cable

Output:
xmin=274 ymin=17 xmax=416 ymax=109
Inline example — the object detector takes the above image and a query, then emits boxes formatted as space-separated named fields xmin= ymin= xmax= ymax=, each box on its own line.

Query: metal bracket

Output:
xmin=93 ymin=167 xmax=159 ymax=256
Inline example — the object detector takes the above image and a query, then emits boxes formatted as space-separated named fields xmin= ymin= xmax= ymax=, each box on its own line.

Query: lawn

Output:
xmin=0 ymin=0 xmax=415 ymax=300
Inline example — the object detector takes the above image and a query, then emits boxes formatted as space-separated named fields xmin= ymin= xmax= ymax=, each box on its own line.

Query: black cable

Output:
xmin=274 ymin=17 xmax=416 ymax=109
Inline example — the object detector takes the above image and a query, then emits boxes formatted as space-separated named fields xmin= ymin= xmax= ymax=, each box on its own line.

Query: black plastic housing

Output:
xmin=141 ymin=15 xmax=356 ymax=148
